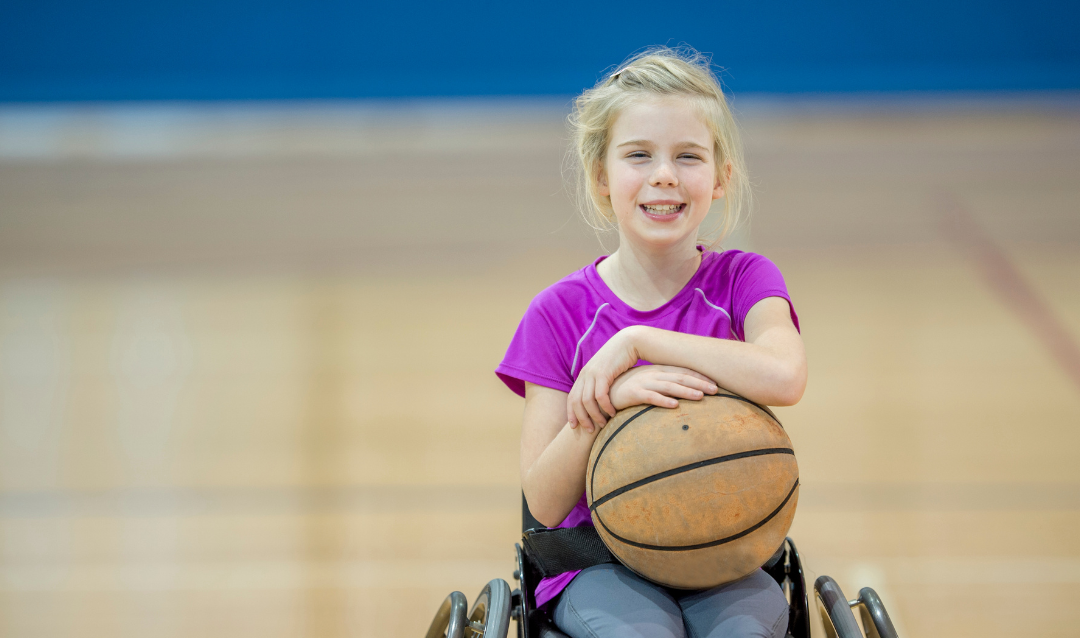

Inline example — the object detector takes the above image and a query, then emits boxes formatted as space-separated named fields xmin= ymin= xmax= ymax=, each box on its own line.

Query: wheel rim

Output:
xmin=425 ymin=591 xmax=468 ymax=638
xmin=814 ymin=576 xmax=862 ymax=638
xmin=465 ymin=579 xmax=511 ymax=638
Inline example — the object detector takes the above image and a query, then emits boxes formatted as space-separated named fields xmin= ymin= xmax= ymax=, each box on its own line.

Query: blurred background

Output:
xmin=1 ymin=1 xmax=1078 ymax=636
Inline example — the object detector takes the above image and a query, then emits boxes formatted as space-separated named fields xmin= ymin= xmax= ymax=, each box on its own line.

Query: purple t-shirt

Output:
xmin=496 ymin=248 xmax=799 ymax=607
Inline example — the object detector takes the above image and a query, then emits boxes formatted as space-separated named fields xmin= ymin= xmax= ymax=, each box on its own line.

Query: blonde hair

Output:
xmin=568 ymin=46 xmax=750 ymax=247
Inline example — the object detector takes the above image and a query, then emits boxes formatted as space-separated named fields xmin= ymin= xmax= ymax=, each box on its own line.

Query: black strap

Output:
xmin=522 ymin=526 xmax=616 ymax=578
xmin=522 ymin=526 xmax=787 ymax=580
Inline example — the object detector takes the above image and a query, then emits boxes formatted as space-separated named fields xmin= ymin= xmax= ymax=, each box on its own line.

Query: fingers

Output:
xmin=581 ymin=376 xmax=608 ymax=431
xmin=654 ymin=381 xmax=708 ymax=401
xmin=654 ymin=366 xmax=717 ymax=387
xmin=569 ymin=384 xmax=593 ymax=432
xmin=640 ymin=390 xmax=680 ymax=409
xmin=622 ymin=376 xmax=717 ymax=410
xmin=596 ymin=378 xmax=617 ymax=423
xmin=670 ymin=373 xmax=718 ymax=395
xmin=572 ymin=399 xmax=594 ymax=432
xmin=571 ymin=365 xmax=716 ymax=433
xmin=568 ymin=378 xmax=602 ymax=433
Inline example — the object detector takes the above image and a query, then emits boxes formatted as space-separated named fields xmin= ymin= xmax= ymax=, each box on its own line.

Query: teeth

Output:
xmin=643 ymin=204 xmax=681 ymax=213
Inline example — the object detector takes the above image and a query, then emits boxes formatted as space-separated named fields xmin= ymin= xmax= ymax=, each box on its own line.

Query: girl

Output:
xmin=496 ymin=47 xmax=806 ymax=638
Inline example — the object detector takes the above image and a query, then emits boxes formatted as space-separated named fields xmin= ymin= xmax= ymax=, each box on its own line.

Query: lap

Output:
xmin=553 ymin=564 xmax=684 ymax=638
xmin=552 ymin=565 xmax=788 ymax=638
xmin=679 ymin=569 xmax=789 ymax=638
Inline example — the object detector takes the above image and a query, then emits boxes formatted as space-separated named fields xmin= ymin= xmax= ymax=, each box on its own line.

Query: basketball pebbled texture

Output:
xmin=586 ymin=391 xmax=799 ymax=589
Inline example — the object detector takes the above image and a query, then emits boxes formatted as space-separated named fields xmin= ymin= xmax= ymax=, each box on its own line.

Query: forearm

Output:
xmin=521 ymin=421 xmax=598 ymax=527
xmin=628 ymin=325 xmax=806 ymax=406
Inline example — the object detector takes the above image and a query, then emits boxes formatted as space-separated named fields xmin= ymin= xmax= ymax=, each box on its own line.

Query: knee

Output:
xmin=680 ymin=570 xmax=790 ymax=638
xmin=701 ymin=611 xmax=788 ymax=638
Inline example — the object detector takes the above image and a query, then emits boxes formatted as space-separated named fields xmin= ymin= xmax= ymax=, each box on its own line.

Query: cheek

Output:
xmin=685 ymin=172 xmax=716 ymax=197
xmin=685 ymin=174 xmax=719 ymax=212
xmin=609 ymin=168 xmax=641 ymax=197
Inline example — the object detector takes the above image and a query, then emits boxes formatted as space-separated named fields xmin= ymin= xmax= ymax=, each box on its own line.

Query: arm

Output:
xmin=519 ymin=382 xmax=599 ymax=527
xmin=569 ymin=296 xmax=806 ymax=429
xmin=519 ymin=368 xmax=717 ymax=526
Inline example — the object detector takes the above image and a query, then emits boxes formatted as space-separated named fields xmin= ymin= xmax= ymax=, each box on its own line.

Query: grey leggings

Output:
xmin=552 ymin=564 xmax=789 ymax=638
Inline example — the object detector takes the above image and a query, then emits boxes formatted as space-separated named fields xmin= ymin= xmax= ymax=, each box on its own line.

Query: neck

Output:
xmin=598 ymin=235 xmax=703 ymax=311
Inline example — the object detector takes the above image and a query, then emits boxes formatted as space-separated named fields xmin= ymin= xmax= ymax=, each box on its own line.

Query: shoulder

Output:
xmin=529 ymin=267 xmax=590 ymax=307
xmin=697 ymin=249 xmax=786 ymax=291
xmin=524 ymin=262 xmax=606 ymax=323
xmin=496 ymin=262 xmax=607 ymax=397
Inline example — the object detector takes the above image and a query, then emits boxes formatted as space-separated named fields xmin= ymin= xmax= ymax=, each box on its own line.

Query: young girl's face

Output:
xmin=600 ymin=95 xmax=725 ymax=251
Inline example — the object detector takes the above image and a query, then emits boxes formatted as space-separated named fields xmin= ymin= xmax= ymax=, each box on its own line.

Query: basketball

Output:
xmin=585 ymin=390 xmax=799 ymax=589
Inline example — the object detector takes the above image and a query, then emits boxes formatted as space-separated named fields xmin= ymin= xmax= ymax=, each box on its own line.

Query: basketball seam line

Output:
xmin=588 ymin=447 xmax=795 ymax=511
xmin=710 ymin=393 xmax=782 ymax=427
xmin=588 ymin=404 xmax=656 ymax=504
xmin=594 ymin=479 xmax=799 ymax=552
xmin=587 ymin=396 xmax=781 ymax=505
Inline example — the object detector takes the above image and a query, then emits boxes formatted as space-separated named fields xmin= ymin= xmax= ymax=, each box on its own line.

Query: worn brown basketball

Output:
xmin=586 ymin=391 xmax=799 ymax=589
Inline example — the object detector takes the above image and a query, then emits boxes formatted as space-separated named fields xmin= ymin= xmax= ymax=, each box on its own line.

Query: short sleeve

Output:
xmin=730 ymin=253 xmax=800 ymax=340
xmin=496 ymin=296 xmax=575 ymax=398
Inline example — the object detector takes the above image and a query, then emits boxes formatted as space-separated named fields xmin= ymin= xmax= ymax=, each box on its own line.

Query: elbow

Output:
xmin=523 ymin=491 xmax=569 ymax=528
xmin=533 ymin=509 xmax=566 ymax=529
xmin=770 ymin=360 xmax=807 ymax=407
xmin=522 ymin=481 xmax=571 ymax=528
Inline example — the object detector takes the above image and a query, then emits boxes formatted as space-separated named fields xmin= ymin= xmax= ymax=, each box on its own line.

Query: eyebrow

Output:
xmin=616 ymin=139 xmax=711 ymax=151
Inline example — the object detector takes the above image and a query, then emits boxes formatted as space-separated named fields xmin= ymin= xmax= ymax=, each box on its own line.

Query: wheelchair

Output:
xmin=426 ymin=496 xmax=898 ymax=638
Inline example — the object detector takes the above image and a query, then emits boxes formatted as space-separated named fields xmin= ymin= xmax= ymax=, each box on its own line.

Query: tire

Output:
xmin=856 ymin=587 xmax=899 ymax=638
xmin=467 ymin=579 xmax=512 ymax=638
xmin=426 ymin=591 xmax=468 ymax=638
xmin=814 ymin=576 xmax=862 ymax=638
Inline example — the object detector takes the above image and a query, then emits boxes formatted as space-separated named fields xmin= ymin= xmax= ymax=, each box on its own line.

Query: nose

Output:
xmin=649 ymin=159 xmax=678 ymax=188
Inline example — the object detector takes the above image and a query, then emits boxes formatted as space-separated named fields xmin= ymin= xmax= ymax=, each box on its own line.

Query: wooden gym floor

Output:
xmin=0 ymin=96 xmax=1078 ymax=637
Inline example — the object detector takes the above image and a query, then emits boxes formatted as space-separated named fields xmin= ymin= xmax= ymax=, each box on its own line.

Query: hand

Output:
xmin=567 ymin=328 xmax=640 ymax=432
xmin=609 ymin=365 xmax=719 ymax=412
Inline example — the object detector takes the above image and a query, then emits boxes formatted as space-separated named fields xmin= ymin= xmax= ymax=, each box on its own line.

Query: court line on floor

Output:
xmin=798 ymin=482 xmax=1080 ymax=511
xmin=2 ymin=482 xmax=1077 ymax=516
xmin=0 ymin=484 xmax=521 ymax=516
xmin=0 ymin=558 xmax=512 ymax=592
xmin=939 ymin=192 xmax=1080 ymax=393
xmin=4 ymin=556 xmax=1078 ymax=593
xmin=819 ymin=556 xmax=1080 ymax=586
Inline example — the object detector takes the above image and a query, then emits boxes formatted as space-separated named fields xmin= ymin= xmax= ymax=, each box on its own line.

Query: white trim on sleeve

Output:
xmin=570 ymin=303 xmax=610 ymax=376
xmin=694 ymin=288 xmax=739 ymax=340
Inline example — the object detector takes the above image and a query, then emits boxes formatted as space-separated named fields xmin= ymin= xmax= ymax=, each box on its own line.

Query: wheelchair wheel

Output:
xmin=814 ymin=576 xmax=862 ymax=638
xmin=854 ymin=587 xmax=898 ymax=638
xmin=426 ymin=591 xmax=468 ymax=638
xmin=465 ymin=578 xmax=512 ymax=638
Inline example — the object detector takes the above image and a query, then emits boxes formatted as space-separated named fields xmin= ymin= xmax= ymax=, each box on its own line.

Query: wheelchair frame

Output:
xmin=426 ymin=498 xmax=898 ymax=638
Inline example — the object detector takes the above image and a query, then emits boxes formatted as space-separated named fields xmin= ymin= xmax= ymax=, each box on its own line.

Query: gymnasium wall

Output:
xmin=2 ymin=0 xmax=1079 ymax=101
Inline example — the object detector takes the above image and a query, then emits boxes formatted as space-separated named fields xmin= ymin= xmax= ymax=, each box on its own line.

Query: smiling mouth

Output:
xmin=640 ymin=203 xmax=686 ymax=219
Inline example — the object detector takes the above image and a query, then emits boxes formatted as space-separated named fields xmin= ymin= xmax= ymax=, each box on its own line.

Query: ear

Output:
xmin=597 ymin=163 xmax=610 ymax=197
xmin=713 ymin=161 xmax=732 ymax=200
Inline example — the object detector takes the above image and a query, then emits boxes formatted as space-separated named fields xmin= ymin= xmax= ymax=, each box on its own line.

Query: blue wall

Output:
xmin=2 ymin=0 xmax=1078 ymax=101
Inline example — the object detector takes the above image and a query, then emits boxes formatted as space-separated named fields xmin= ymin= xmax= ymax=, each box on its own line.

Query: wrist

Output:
xmin=619 ymin=325 xmax=649 ymax=360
